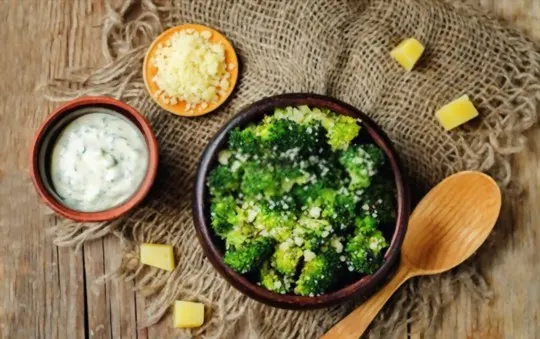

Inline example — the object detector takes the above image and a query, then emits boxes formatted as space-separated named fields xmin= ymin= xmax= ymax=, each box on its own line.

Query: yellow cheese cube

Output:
xmin=174 ymin=301 xmax=205 ymax=328
xmin=139 ymin=243 xmax=175 ymax=271
xmin=390 ymin=38 xmax=425 ymax=71
xmin=435 ymin=95 xmax=479 ymax=131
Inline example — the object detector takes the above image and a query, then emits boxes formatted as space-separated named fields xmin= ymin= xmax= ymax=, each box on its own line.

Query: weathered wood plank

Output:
xmin=84 ymin=241 xmax=113 ymax=339
xmin=104 ymin=236 xmax=140 ymax=339
xmin=57 ymin=246 xmax=88 ymax=339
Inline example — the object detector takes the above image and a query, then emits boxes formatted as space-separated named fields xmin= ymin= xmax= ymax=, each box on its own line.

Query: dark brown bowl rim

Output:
xmin=29 ymin=96 xmax=159 ymax=222
xmin=193 ymin=93 xmax=410 ymax=309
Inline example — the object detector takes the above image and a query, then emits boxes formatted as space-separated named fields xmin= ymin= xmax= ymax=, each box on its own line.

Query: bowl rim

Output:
xmin=192 ymin=93 xmax=410 ymax=309
xmin=29 ymin=96 xmax=159 ymax=222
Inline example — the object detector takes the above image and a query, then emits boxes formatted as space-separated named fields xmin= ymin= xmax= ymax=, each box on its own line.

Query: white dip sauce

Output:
xmin=50 ymin=112 xmax=149 ymax=212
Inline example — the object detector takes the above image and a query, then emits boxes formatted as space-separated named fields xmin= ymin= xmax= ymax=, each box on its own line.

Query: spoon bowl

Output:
xmin=323 ymin=171 xmax=502 ymax=339
xmin=403 ymin=171 xmax=501 ymax=274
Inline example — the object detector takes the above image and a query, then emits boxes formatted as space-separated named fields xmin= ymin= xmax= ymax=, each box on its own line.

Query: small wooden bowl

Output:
xmin=193 ymin=93 xmax=410 ymax=309
xmin=143 ymin=24 xmax=239 ymax=117
xmin=29 ymin=96 xmax=159 ymax=222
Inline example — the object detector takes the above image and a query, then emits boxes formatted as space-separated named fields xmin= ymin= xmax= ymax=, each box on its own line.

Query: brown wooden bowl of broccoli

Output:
xmin=192 ymin=93 xmax=410 ymax=309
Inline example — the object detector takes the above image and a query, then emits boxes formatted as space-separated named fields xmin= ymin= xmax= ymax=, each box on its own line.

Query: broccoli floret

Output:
xmin=272 ymin=243 xmax=303 ymax=276
xmin=295 ymin=217 xmax=333 ymax=251
xmin=294 ymin=250 xmax=342 ymax=296
xmin=325 ymin=114 xmax=361 ymax=151
xmin=241 ymin=162 xmax=281 ymax=198
xmin=300 ymin=188 xmax=355 ymax=230
xmin=361 ymin=176 xmax=395 ymax=224
xmin=259 ymin=118 xmax=303 ymax=153
xmin=292 ymin=182 xmax=325 ymax=206
xmin=260 ymin=261 xmax=293 ymax=294
xmin=307 ymin=154 xmax=343 ymax=186
xmin=225 ymin=224 xmax=253 ymax=250
xmin=242 ymin=163 xmax=310 ymax=198
xmin=210 ymin=195 xmax=237 ymax=237
xmin=224 ymin=237 xmax=274 ymax=274
xmin=207 ymin=165 xmax=240 ymax=197
xmin=257 ymin=117 xmax=328 ymax=156
xmin=228 ymin=126 xmax=260 ymax=155
xmin=339 ymin=144 xmax=385 ymax=190
xmin=272 ymin=106 xmax=360 ymax=151
xmin=256 ymin=210 xmax=296 ymax=242
xmin=322 ymin=193 xmax=357 ymax=230
xmin=345 ymin=230 xmax=388 ymax=275
xmin=304 ymin=107 xmax=360 ymax=151
xmin=354 ymin=214 xmax=378 ymax=234
xmin=278 ymin=167 xmax=310 ymax=192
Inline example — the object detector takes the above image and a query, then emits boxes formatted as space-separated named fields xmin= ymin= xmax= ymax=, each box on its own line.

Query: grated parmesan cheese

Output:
xmin=303 ymin=250 xmax=316 ymax=262
xmin=151 ymin=29 xmax=229 ymax=111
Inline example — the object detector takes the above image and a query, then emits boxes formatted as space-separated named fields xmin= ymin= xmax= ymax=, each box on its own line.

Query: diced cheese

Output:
xmin=139 ymin=243 xmax=175 ymax=271
xmin=390 ymin=38 xmax=425 ymax=71
xmin=173 ymin=301 xmax=205 ymax=328
xmin=435 ymin=95 xmax=479 ymax=131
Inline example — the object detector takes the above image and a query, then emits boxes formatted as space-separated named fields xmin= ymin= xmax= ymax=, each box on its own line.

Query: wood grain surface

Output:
xmin=0 ymin=1 xmax=539 ymax=338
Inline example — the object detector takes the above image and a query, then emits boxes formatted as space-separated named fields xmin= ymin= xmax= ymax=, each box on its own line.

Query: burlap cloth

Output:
xmin=43 ymin=0 xmax=540 ymax=337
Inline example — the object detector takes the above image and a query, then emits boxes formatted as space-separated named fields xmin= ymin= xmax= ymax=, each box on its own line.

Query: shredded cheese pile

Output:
xmin=151 ymin=29 xmax=233 ymax=112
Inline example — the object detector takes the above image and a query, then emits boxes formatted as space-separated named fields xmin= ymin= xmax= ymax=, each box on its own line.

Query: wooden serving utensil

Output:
xmin=322 ymin=171 xmax=501 ymax=339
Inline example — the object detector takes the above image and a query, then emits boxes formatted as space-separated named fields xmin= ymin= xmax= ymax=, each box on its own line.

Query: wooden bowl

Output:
xmin=192 ymin=93 xmax=410 ymax=309
xmin=29 ymin=96 xmax=159 ymax=222
xmin=143 ymin=24 xmax=239 ymax=117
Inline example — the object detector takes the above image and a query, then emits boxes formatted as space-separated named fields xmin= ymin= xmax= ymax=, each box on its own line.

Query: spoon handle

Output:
xmin=321 ymin=263 xmax=412 ymax=339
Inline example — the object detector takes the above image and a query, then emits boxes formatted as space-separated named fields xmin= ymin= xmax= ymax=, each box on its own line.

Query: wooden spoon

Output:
xmin=322 ymin=171 xmax=501 ymax=339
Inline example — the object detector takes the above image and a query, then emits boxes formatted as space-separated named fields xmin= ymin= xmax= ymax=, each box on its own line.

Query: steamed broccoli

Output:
xmin=224 ymin=237 xmax=274 ymax=274
xmin=322 ymin=193 xmax=357 ymax=229
xmin=228 ymin=125 xmax=260 ymax=155
xmin=272 ymin=243 xmax=303 ymax=276
xmin=260 ymin=261 xmax=293 ymax=294
xmin=345 ymin=230 xmax=387 ymax=275
xmin=324 ymin=114 xmax=361 ymax=151
xmin=339 ymin=144 xmax=385 ymax=190
xmin=258 ymin=118 xmax=328 ymax=156
xmin=295 ymin=217 xmax=333 ymax=251
xmin=207 ymin=165 xmax=240 ymax=196
xmin=241 ymin=162 xmax=281 ymax=198
xmin=252 ymin=202 xmax=297 ymax=240
xmin=274 ymin=106 xmax=360 ymax=151
xmin=207 ymin=105 xmax=395 ymax=296
xmin=241 ymin=163 xmax=310 ymax=198
xmin=278 ymin=167 xmax=310 ymax=192
xmin=354 ymin=214 xmax=378 ymax=233
xmin=210 ymin=195 xmax=238 ymax=237
xmin=294 ymin=250 xmax=342 ymax=296
xmin=361 ymin=176 xmax=396 ymax=224
xmin=225 ymin=224 xmax=253 ymax=250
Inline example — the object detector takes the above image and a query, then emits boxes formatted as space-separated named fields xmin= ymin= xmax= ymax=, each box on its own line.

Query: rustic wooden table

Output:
xmin=1 ymin=1 xmax=539 ymax=338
